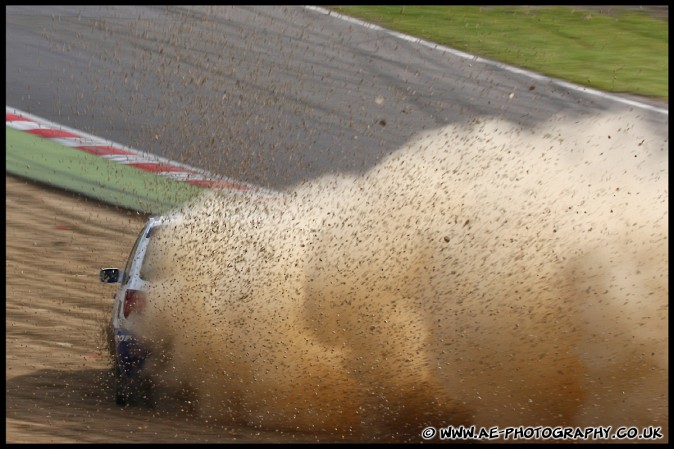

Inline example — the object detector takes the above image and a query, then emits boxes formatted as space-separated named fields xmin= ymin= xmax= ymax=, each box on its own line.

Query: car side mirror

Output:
xmin=100 ymin=268 xmax=121 ymax=284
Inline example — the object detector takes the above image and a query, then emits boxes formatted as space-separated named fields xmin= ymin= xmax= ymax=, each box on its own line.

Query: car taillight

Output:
xmin=124 ymin=289 xmax=146 ymax=318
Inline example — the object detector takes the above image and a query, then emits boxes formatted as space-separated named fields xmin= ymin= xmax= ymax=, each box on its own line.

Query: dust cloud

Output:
xmin=134 ymin=111 xmax=668 ymax=442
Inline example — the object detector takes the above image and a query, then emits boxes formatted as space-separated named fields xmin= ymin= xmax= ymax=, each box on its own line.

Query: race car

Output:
xmin=99 ymin=215 xmax=168 ymax=406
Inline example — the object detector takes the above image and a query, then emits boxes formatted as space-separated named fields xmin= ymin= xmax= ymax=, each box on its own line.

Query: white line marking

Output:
xmin=50 ymin=137 xmax=112 ymax=147
xmin=100 ymin=154 xmax=160 ymax=164
xmin=159 ymin=172 xmax=207 ymax=181
xmin=6 ymin=120 xmax=42 ymax=131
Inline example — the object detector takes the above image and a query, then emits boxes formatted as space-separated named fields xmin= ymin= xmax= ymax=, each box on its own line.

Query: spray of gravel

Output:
xmin=134 ymin=111 xmax=668 ymax=442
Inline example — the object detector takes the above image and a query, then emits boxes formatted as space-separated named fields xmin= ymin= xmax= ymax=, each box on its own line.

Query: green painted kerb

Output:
xmin=6 ymin=126 xmax=206 ymax=214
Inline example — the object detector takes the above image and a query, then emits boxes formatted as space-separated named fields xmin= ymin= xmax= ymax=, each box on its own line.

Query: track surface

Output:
xmin=6 ymin=6 xmax=667 ymax=191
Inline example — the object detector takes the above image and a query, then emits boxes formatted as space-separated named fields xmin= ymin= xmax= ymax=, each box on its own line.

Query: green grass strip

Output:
xmin=330 ymin=6 xmax=668 ymax=100
xmin=6 ymin=126 xmax=206 ymax=215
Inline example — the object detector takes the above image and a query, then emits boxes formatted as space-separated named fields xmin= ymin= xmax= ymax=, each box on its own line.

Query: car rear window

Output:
xmin=139 ymin=225 xmax=169 ymax=282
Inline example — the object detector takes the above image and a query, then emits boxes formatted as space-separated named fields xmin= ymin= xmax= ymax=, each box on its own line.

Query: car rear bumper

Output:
xmin=114 ymin=329 xmax=151 ymax=378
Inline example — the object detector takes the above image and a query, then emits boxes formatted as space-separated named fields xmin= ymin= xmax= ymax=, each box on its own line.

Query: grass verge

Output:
xmin=330 ymin=6 xmax=668 ymax=100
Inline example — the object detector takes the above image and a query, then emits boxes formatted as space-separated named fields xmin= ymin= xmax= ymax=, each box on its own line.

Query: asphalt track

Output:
xmin=6 ymin=5 xmax=667 ymax=193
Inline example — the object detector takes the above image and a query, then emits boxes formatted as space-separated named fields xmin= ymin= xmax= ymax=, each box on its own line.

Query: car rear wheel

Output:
xmin=114 ymin=363 xmax=129 ymax=406
xmin=114 ymin=363 xmax=155 ymax=407
xmin=137 ymin=376 xmax=155 ymax=408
